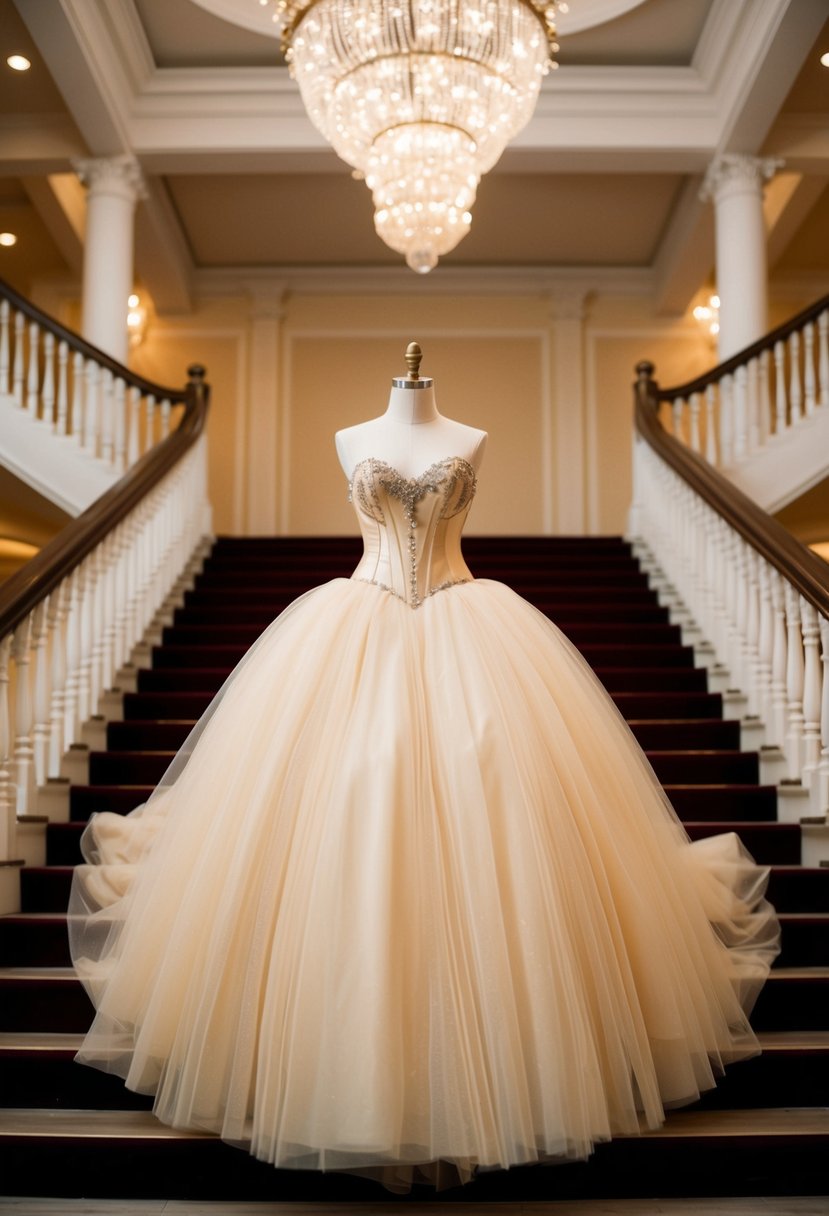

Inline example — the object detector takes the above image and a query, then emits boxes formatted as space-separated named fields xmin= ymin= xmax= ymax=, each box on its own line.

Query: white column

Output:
xmin=700 ymin=155 xmax=781 ymax=362
xmin=74 ymin=156 xmax=145 ymax=364
xmin=549 ymin=287 xmax=589 ymax=534
xmin=246 ymin=285 xmax=287 ymax=535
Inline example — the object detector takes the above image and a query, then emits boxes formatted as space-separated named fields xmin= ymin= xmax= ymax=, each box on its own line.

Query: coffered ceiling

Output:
xmin=0 ymin=0 xmax=827 ymax=313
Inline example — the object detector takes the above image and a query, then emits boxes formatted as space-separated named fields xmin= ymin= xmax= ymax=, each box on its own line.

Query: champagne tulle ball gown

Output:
xmin=69 ymin=391 xmax=780 ymax=1190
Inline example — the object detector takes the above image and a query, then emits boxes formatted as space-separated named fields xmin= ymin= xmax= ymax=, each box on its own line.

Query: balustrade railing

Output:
xmin=0 ymin=280 xmax=183 ymax=475
xmin=631 ymin=342 xmax=829 ymax=823
xmin=661 ymin=294 xmax=829 ymax=476
xmin=0 ymin=281 xmax=211 ymax=890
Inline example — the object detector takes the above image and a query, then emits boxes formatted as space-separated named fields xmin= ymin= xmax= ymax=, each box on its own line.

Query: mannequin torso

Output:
xmin=335 ymin=384 xmax=487 ymax=481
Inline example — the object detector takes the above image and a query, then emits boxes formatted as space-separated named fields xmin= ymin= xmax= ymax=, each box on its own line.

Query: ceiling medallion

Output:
xmin=273 ymin=0 xmax=564 ymax=273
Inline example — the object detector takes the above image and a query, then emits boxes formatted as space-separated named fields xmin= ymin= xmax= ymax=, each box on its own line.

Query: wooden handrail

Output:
xmin=650 ymin=292 xmax=829 ymax=403
xmin=0 ymin=364 xmax=209 ymax=638
xmin=634 ymin=360 xmax=829 ymax=617
xmin=0 ymin=276 xmax=188 ymax=402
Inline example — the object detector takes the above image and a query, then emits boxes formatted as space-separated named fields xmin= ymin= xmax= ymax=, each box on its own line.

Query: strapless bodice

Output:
xmin=349 ymin=457 xmax=477 ymax=607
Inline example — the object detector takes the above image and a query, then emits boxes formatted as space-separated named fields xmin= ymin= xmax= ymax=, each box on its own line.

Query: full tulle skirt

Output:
xmin=69 ymin=578 xmax=779 ymax=1188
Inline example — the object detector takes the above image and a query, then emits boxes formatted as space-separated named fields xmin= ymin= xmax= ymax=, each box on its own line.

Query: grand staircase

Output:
xmin=0 ymin=535 xmax=826 ymax=1200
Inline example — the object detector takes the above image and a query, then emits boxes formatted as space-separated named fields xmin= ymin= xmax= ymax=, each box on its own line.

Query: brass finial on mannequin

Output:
xmin=393 ymin=340 xmax=432 ymax=389
xmin=405 ymin=342 xmax=422 ymax=380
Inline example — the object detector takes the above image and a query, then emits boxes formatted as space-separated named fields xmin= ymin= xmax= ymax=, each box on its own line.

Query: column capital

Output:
xmin=700 ymin=154 xmax=783 ymax=205
xmin=548 ymin=285 xmax=591 ymax=323
xmin=246 ymin=283 xmax=289 ymax=322
xmin=73 ymin=155 xmax=147 ymax=205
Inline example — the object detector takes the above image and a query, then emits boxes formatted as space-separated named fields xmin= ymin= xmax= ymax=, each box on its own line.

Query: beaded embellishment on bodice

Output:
xmin=348 ymin=457 xmax=477 ymax=607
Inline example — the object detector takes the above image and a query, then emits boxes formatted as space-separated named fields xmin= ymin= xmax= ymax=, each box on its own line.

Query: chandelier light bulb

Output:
xmin=275 ymin=0 xmax=561 ymax=273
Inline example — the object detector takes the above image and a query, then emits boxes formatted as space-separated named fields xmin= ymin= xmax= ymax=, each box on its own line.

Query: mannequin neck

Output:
xmin=385 ymin=384 xmax=440 ymax=425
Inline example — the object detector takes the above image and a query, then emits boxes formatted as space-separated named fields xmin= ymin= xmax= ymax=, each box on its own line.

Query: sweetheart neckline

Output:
xmin=349 ymin=455 xmax=477 ymax=486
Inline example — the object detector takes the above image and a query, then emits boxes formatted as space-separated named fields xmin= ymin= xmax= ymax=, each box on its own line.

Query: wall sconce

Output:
xmin=693 ymin=294 xmax=720 ymax=343
xmin=127 ymin=292 xmax=148 ymax=348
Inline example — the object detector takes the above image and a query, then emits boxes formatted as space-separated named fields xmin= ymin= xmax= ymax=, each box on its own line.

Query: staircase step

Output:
xmin=23 ymin=864 xmax=826 ymax=918
xmin=108 ymin=720 xmax=196 ymax=750
xmin=0 ymin=1107 xmax=825 ymax=1200
xmin=89 ymin=752 xmax=173 ymax=785
xmin=0 ymin=969 xmax=94 ymax=1033
xmin=3 ymin=1030 xmax=825 ymax=1113
xmin=628 ymin=720 xmax=741 ymax=749
xmin=123 ymin=692 xmax=213 ymax=719
xmin=69 ymin=786 xmax=151 ymax=823
xmin=666 ymin=784 xmax=776 ymax=821
xmin=648 ymin=752 xmax=760 ymax=783
xmin=684 ymin=821 xmax=801 ymax=864
xmin=20 ymin=868 xmax=74 ymax=913
xmin=3 ymin=910 xmax=823 ymax=970
xmin=767 ymin=866 xmax=829 ymax=912
xmin=88 ymin=747 xmax=762 ymax=789
xmin=612 ymin=692 xmax=723 ymax=719
xmin=0 ymin=961 xmax=823 ymax=1036
xmin=0 ymin=1033 xmax=153 ymax=1110
xmin=752 ymin=968 xmax=829 ymax=1030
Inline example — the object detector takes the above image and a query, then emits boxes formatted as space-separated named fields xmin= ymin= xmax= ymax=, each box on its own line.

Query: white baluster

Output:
xmin=689 ymin=392 xmax=701 ymax=453
xmin=818 ymin=615 xmax=829 ymax=818
xmin=56 ymin=340 xmax=69 ymax=435
xmin=818 ymin=310 xmax=829 ymax=409
xmin=0 ymin=299 xmax=9 ymax=396
xmin=756 ymin=560 xmax=774 ymax=732
xmin=704 ymin=383 xmax=717 ymax=464
xmin=719 ymin=374 xmax=734 ymax=466
xmin=773 ymin=339 xmax=786 ymax=434
xmin=733 ymin=365 xmax=748 ymax=461
xmin=770 ymin=571 xmax=788 ymax=750
xmin=89 ymin=546 xmax=106 ymax=717
xmin=746 ymin=356 xmax=760 ymax=452
xmin=744 ymin=548 xmax=761 ymax=716
xmin=26 ymin=321 xmax=39 ymax=416
xmin=77 ymin=556 xmax=95 ymax=726
xmin=803 ymin=321 xmax=816 ymax=417
xmin=71 ymin=351 xmax=84 ymax=448
xmin=0 ymin=636 xmax=14 ymax=861
xmin=100 ymin=367 xmax=114 ymax=464
xmin=758 ymin=348 xmax=771 ymax=445
xmin=789 ymin=329 xmax=802 ymax=425
xmin=784 ymin=581 xmax=805 ymax=782
xmin=801 ymin=598 xmax=822 ymax=794
xmin=63 ymin=569 xmax=82 ymax=749
xmin=113 ymin=377 xmax=126 ymax=473
xmin=127 ymin=386 xmax=141 ymax=467
xmin=160 ymin=397 xmax=172 ymax=440
xmin=84 ymin=359 xmax=100 ymax=455
xmin=11 ymin=617 xmax=34 ymax=818
xmin=12 ymin=310 xmax=24 ymax=406
xmin=47 ymin=583 xmax=67 ymax=780
xmin=145 ymin=394 xmax=156 ymax=453
xmin=30 ymin=600 xmax=51 ymax=790
xmin=41 ymin=331 xmax=55 ymax=426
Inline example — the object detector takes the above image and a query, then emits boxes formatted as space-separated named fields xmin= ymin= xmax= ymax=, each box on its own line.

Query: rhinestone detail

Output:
xmin=348 ymin=456 xmax=477 ymax=608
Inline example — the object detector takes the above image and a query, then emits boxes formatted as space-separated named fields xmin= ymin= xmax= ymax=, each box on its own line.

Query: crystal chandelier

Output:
xmin=272 ymin=0 xmax=563 ymax=272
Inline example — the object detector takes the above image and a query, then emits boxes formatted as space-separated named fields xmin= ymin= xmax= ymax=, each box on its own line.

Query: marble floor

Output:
xmin=1 ymin=1201 xmax=827 ymax=1215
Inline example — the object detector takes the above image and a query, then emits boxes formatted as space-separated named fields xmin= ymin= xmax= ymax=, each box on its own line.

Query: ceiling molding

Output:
xmin=193 ymin=264 xmax=656 ymax=300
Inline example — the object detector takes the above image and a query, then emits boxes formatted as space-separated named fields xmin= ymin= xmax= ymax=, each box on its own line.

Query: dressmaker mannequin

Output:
xmin=335 ymin=342 xmax=487 ymax=478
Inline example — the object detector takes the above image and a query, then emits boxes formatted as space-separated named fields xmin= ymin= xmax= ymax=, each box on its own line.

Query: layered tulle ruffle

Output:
xmin=69 ymin=578 xmax=780 ymax=1187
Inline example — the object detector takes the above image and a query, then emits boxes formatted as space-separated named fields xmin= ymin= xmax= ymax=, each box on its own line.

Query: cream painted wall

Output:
xmin=119 ymin=283 xmax=719 ymax=539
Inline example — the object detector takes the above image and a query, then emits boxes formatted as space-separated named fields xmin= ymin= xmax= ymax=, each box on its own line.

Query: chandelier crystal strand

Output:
xmin=276 ymin=0 xmax=560 ymax=272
